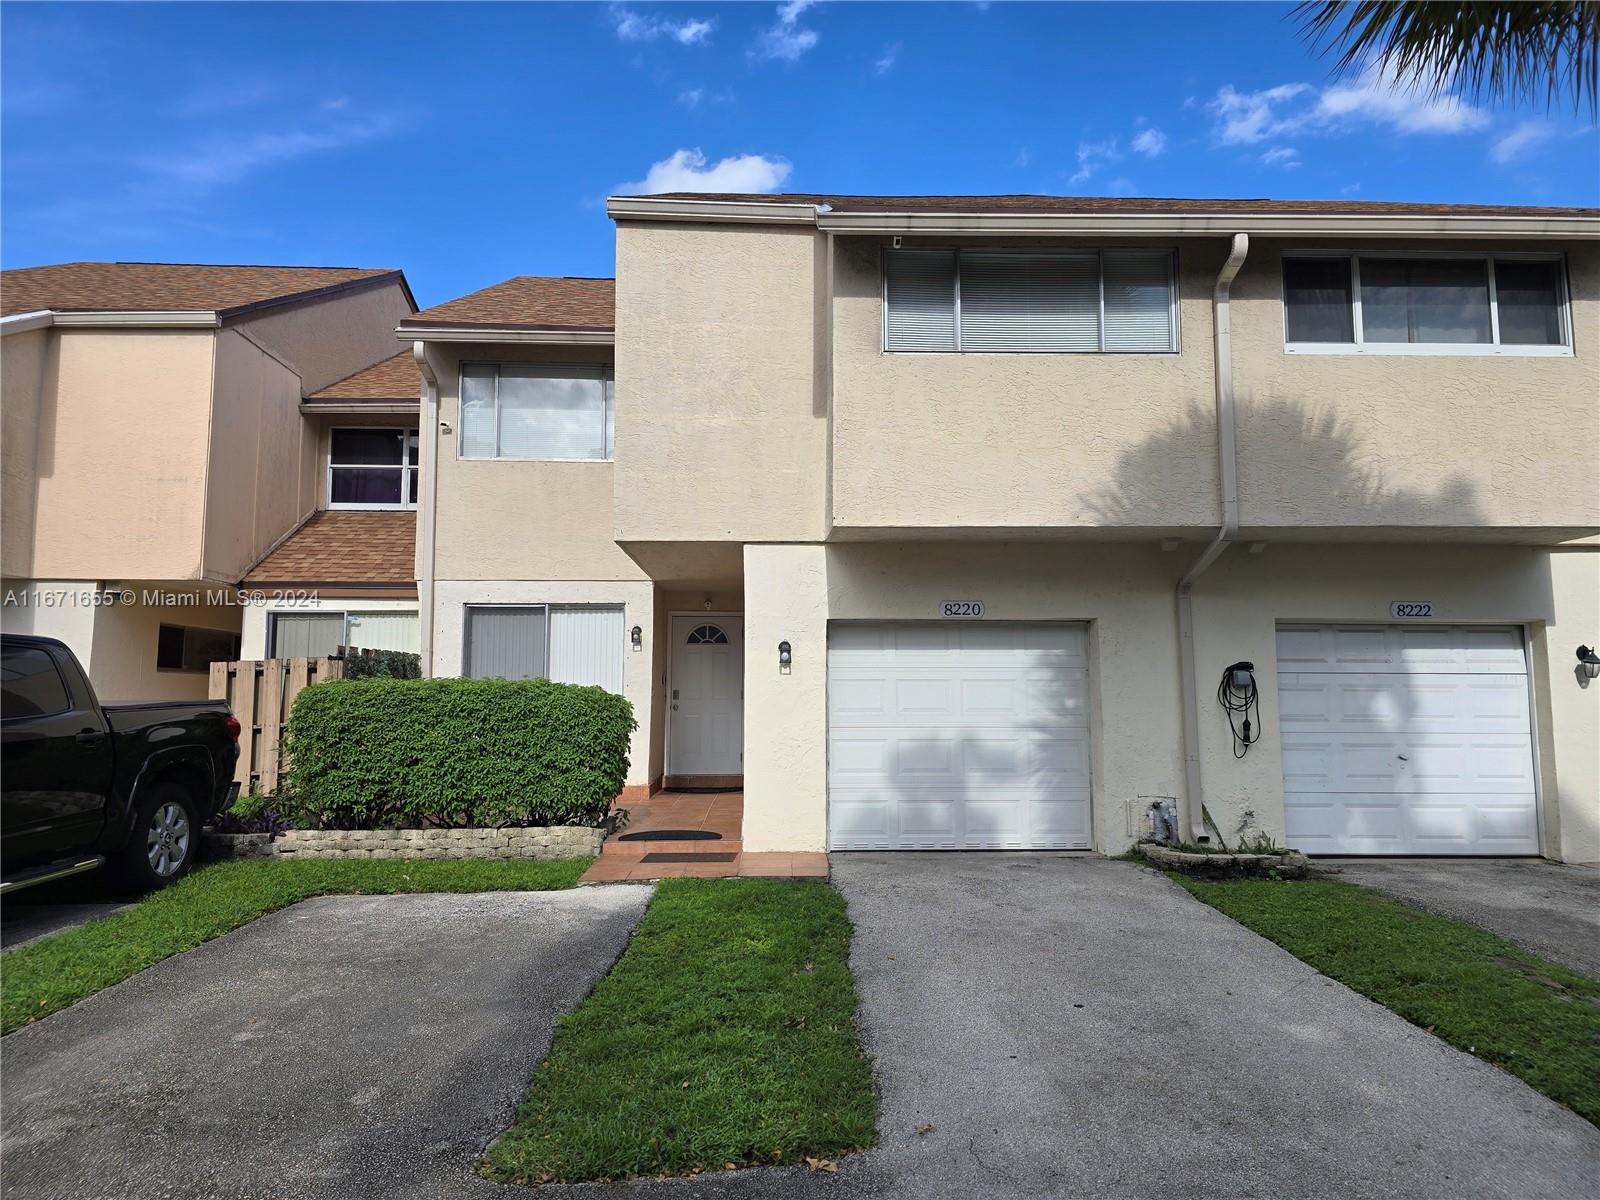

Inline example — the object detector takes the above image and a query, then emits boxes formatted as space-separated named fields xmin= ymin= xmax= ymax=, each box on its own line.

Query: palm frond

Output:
xmin=1293 ymin=1 xmax=1599 ymax=117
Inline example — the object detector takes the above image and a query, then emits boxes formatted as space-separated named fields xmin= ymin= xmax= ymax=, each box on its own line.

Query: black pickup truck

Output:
xmin=1 ymin=634 xmax=241 ymax=894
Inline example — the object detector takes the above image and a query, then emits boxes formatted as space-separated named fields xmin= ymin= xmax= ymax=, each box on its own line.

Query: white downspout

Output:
xmin=413 ymin=341 xmax=440 ymax=678
xmin=1177 ymin=233 xmax=1249 ymax=841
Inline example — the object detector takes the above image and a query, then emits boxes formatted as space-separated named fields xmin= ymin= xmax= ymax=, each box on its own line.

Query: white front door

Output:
xmin=668 ymin=615 xmax=744 ymax=776
xmin=1277 ymin=624 xmax=1539 ymax=855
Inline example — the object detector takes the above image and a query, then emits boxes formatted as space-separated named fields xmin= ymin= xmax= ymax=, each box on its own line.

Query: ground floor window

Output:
xmin=156 ymin=625 xmax=241 ymax=673
xmin=464 ymin=605 xmax=623 ymax=693
xmin=269 ymin=613 xmax=347 ymax=659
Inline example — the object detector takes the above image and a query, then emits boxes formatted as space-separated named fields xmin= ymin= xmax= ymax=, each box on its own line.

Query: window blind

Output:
xmin=547 ymin=607 xmax=624 ymax=694
xmin=1102 ymin=250 xmax=1176 ymax=352
xmin=958 ymin=252 xmax=1100 ymax=352
xmin=272 ymin=614 xmax=345 ymax=658
xmin=465 ymin=606 xmax=546 ymax=680
xmin=460 ymin=366 xmax=498 ymax=458
xmin=885 ymin=249 xmax=957 ymax=351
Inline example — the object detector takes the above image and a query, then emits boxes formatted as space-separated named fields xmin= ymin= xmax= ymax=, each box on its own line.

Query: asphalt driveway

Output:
xmin=1 ymin=886 xmax=652 ymax=1200
xmin=1323 ymin=857 xmax=1600 ymax=978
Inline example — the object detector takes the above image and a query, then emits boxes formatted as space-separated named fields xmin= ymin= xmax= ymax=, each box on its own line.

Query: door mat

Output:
xmin=617 ymin=829 xmax=722 ymax=842
xmin=639 ymin=852 xmax=738 ymax=863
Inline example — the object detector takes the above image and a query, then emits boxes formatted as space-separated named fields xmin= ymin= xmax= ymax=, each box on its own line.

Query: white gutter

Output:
xmin=1176 ymin=233 xmax=1249 ymax=842
xmin=606 ymin=196 xmax=819 ymax=225
xmin=814 ymin=212 xmax=1597 ymax=240
xmin=412 ymin=341 xmax=441 ymax=679
xmin=1 ymin=309 xmax=221 ymax=336
xmin=398 ymin=327 xmax=613 ymax=346
xmin=0 ymin=310 xmax=54 ymax=336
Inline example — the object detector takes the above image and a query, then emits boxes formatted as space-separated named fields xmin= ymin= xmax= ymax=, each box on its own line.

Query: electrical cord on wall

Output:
xmin=1218 ymin=662 xmax=1260 ymax=758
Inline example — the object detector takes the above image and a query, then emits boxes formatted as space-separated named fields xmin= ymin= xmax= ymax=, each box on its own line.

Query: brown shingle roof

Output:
xmin=0 ymin=262 xmax=412 ymax=319
xmin=307 ymin=352 xmax=420 ymax=404
xmin=626 ymin=193 xmax=1599 ymax=218
xmin=400 ymin=276 xmax=614 ymax=331
xmin=243 ymin=511 xmax=416 ymax=588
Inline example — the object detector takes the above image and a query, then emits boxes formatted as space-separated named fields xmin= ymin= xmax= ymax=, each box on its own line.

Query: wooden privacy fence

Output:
xmin=209 ymin=657 xmax=345 ymax=793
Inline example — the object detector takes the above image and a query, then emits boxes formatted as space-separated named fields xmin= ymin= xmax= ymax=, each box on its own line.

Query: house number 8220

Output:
xmin=940 ymin=601 xmax=985 ymax=618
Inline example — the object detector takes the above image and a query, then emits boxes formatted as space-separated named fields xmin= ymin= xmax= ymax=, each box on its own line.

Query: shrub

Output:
xmin=280 ymin=677 xmax=634 ymax=830
xmin=343 ymin=649 xmax=422 ymax=680
xmin=213 ymin=788 xmax=290 ymax=836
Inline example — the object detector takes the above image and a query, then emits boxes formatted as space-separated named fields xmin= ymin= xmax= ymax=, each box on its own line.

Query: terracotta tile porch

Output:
xmin=579 ymin=791 xmax=829 ymax=882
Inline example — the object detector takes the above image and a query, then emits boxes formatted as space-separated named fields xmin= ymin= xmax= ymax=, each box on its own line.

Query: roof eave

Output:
xmin=2 ymin=309 xmax=222 ymax=332
xmin=815 ymin=211 xmax=1600 ymax=239
xmin=397 ymin=324 xmax=614 ymax=345
xmin=300 ymin=400 xmax=421 ymax=414
xmin=607 ymin=196 xmax=820 ymax=225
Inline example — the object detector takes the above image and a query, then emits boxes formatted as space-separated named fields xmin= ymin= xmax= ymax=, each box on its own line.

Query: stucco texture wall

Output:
xmin=1230 ymin=239 xmax=1599 ymax=537
xmin=614 ymin=222 xmax=827 ymax=544
xmin=234 ymin=281 xmax=414 ymax=394
xmin=1 ymin=328 xmax=47 ymax=578
xmin=28 ymin=329 xmax=216 ymax=581
xmin=427 ymin=343 xmax=644 ymax=583
xmin=830 ymin=238 xmax=1225 ymax=534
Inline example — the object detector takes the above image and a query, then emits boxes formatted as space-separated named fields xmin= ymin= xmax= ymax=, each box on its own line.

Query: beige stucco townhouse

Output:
xmin=412 ymin=194 xmax=1600 ymax=864
xmin=1 ymin=262 xmax=418 ymax=700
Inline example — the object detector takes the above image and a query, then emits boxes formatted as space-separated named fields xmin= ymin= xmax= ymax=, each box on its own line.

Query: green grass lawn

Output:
xmin=484 ymin=877 xmax=877 ymax=1184
xmin=2 ymin=857 xmax=591 ymax=1035
xmin=1176 ymin=876 xmax=1600 ymax=1126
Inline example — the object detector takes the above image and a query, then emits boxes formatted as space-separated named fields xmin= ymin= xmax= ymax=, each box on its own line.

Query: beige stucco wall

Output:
xmin=613 ymin=222 xmax=828 ymax=544
xmin=234 ymin=280 xmax=414 ymax=394
xmin=1 ymin=328 xmax=48 ymax=577
xmin=1231 ymin=240 xmax=1599 ymax=536
xmin=830 ymin=238 xmax=1224 ymax=534
xmin=28 ymin=330 xmax=217 ymax=581
xmin=426 ymin=343 xmax=645 ymax=583
xmin=203 ymin=328 xmax=317 ymax=582
xmin=738 ymin=540 xmax=1594 ymax=861
xmin=431 ymin=578 xmax=656 ymax=787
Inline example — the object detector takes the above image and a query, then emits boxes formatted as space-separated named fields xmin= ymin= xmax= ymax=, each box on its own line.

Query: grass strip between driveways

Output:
xmin=1 ymin=857 xmax=591 ymax=1035
xmin=483 ymin=877 xmax=877 ymax=1184
xmin=1176 ymin=876 xmax=1600 ymax=1127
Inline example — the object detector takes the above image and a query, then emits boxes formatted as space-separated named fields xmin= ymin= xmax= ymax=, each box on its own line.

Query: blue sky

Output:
xmin=4 ymin=1 xmax=1596 ymax=307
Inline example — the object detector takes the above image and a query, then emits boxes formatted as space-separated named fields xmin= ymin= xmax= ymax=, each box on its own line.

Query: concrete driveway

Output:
xmin=1322 ymin=857 xmax=1600 ymax=978
xmin=1 ymin=886 xmax=652 ymax=1200
xmin=609 ymin=854 xmax=1600 ymax=1200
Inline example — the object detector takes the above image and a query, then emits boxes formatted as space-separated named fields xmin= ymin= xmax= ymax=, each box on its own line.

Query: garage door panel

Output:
xmin=828 ymin=622 xmax=1092 ymax=851
xmin=1277 ymin=624 xmax=1538 ymax=856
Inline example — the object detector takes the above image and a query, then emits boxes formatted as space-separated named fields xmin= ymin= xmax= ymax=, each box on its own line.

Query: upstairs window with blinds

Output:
xmin=459 ymin=364 xmax=614 ymax=461
xmin=883 ymin=248 xmax=1177 ymax=353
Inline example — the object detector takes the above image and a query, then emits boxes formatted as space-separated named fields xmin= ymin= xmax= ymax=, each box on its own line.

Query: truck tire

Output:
xmin=110 ymin=780 xmax=200 ymax=893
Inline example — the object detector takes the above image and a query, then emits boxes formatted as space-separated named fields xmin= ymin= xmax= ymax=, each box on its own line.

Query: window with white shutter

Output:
xmin=883 ymin=247 xmax=1177 ymax=353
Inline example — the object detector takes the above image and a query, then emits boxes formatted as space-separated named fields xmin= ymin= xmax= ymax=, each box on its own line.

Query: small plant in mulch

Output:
xmin=211 ymin=789 xmax=291 ymax=837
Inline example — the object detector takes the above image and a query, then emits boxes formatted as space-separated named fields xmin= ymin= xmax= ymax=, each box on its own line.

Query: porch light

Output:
xmin=1578 ymin=645 xmax=1600 ymax=680
xmin=778 ymin=640 xmax=792 ymax=668
xmin=631 ymin=625 xmax=642 ymax=651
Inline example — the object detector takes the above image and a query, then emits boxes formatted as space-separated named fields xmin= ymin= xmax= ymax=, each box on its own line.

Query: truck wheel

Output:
xmin=110 ymin=781 xmax=200 ymax=893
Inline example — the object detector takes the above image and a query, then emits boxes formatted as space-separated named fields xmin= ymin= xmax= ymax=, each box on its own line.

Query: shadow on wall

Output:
xmin=1086 ymin=393 xmax=1490 ymax=530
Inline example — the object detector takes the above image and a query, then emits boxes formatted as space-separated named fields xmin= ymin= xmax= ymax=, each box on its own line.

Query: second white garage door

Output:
xmin=828 ymin=623 xmax=1092 ymax=850
xmin=1277 ymin=624 xmax=1539 ymax=856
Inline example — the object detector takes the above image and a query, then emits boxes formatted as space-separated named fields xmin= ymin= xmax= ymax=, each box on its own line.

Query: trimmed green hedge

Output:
xmin=343 ymin=649 xmax=422 ymax=680
xmin=281 ymin=678 xmax=634 ymax=829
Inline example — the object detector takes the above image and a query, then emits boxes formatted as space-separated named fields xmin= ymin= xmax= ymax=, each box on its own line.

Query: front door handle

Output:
xmin=75 ymin=729 xmax=106 ymax=745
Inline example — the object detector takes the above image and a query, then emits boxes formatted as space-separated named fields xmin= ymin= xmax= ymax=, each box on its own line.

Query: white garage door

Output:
xmin=828 ymin=623 xmax=1092 ymax=850
xmin=1277 ymin=625 xmax=1539 ymax=856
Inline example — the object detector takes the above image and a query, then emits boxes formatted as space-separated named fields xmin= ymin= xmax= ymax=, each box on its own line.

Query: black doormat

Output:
xmin=640 ymin=852 xmax=737 ymax=864
xmin=617 ymin=829 xmax=722 ymax=842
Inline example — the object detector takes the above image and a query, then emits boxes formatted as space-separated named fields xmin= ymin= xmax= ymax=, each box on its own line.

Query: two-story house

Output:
xmin=409 ymin=195 xmax=1598 ymax=865
xmin=1 ymin=262 xmax=417 ymax=700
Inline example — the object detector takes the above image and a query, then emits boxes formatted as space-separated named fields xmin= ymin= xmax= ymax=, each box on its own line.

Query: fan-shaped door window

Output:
xmin=686 ymin=624 xmax=729 ymax=645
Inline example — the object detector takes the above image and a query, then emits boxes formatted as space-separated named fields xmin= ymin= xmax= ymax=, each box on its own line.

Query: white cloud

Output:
xmin=610 ymin=5 xmax=713 ymax=45
xmin=616 ymin=148 xmax=792 ymax=195
xmin=1259 ymin=145 xmax=1301 ymax=168
xmin=678 ymin=88 xmax=704 ymax=108
xmin=754 ymin=0 xmax=819 ymax=61
xmin=140 ymin=113 xmax=399 ymax=188
xmin=1131 ymin=127 xmax=1166 ymax=157
xmin=1491 ymin=120 xmax=1554 ymax=164
xmin=874 ymin=41 xmax=901 ymax=75
xmin=1106 ymin=177 xmax=1139 ymax=197
xmin=1207 ymin=67 xmax=1486 ymax=147
xmin=1341 ymin=182 xmax=1362 ymax=195
xmin=1068 ymin=137 xmax=1121 ymax=185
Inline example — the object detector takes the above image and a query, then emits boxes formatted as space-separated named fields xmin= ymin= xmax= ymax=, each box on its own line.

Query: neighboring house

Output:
xmin=239 ymin=351 xmax=422 ymax=659
xmin=407 ymin=194 xmax=1599 ymax=864
xmin=1 ymin=262 xmax=416 ymax=700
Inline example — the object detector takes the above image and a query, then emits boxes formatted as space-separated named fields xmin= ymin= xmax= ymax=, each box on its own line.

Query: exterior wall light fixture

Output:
xmin=1577 ymin=645 xmax=1600 ymax=681
xmin=631 ymin=625 xmax=642 ymax=651
xmin=778 ymin=640 xmax=792 ymax=673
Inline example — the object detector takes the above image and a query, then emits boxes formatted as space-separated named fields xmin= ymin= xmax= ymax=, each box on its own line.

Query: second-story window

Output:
xmin=329 ymin=428 xmax=419 ymax=508
xmin=883 ymin=248 xmax=1177 ymax=353
xmin=459 ymin=364 xmax=614 ymax=461
xmin=1282 ymin=253 xmax=1570 ymax=353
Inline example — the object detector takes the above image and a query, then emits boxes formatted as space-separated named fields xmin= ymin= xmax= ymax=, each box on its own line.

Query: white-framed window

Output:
xmin=328 ymin=427 xmax=418 ymax=508
xmin=269 ymin=612 xmax=347 ymax=658
xmin=1282 ymin=252 xmax=1572 ymax=356
xmin=463 ymin=604 xmax=624 ymax=692
xmin=883 ymin=247 xmax=1178 ymax=354
xmin=458 ymin=364 xmax=614 ymax=461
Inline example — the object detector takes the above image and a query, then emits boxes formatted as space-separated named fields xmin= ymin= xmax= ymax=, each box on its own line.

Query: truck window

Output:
xmin=1 ymin=646 xmax=72 ymax=719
